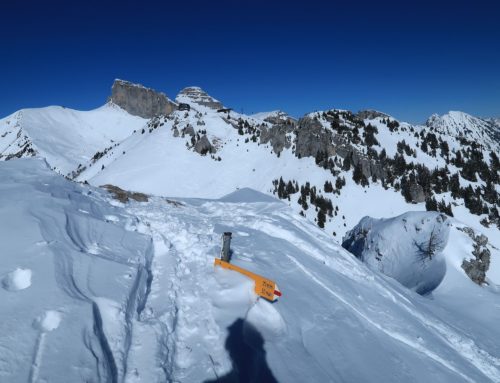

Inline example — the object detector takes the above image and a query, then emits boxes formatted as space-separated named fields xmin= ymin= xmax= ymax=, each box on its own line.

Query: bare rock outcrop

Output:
xmin=194 ymin=135 xmax=215 ymax=155
xmin=458 ymin=227 xmax=491 ymax=285
xmin=293 ymin=116 xmax=385 ymax=180
xmin=355 ymin=109 xmax=390 ymax=120
xmin=101 ymin=184 xmax=148 ymax=203
xmin=409 ymin=183 xmax=426 ymax=203
xmin=260 ymin=124 xmax=293 ymax=155
xmin=110 ymin=79 xmax=176 ymax=118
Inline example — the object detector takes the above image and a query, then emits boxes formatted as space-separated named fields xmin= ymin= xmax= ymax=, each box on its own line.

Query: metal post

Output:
xmin=220 ymin=232 xmax=232 ymax=262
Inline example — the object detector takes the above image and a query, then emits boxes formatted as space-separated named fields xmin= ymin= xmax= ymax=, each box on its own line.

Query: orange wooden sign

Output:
xmin=214 ymin=258 xmax=282 ymax=302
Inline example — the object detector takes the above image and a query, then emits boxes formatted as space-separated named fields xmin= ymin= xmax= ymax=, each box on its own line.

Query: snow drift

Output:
xmin=342 ymin=212 xmax=450 ymax=294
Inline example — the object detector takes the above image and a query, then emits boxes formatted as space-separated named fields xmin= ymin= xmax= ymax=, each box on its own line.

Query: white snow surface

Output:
xmin=251 ymin=110 xmax=294 ymax=122
xmin=343 ymin=212 xmax=450 ymax=295
xmin=1 ymin=158 xmax=500 ymax=382
xmin=2 ymin=268 xmax=32 ymax=291
xmin=426 ymin=111 xmax=498 ymax=150
xmin=0 ymin=103 xmax=146 ymax=176
xmin=35 ymin=310 xmax=62 ymax=332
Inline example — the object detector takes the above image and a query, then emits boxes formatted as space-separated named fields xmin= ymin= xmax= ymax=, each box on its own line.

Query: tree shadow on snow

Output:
xmin=205 ymin=318 xmax=278 ymax=383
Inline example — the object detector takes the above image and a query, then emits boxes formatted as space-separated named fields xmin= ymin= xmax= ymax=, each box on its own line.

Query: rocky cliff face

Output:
xmin=110 ymin=79 xmax=176 ymax=118
xmin=290 ymin=116 xmax=385 ymax=180
xmin=260 ymin=123 xmax=294 ymax=155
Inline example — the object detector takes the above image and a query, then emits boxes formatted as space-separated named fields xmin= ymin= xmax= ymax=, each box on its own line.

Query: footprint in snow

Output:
xmin=2 ymin=268 xmax=32 ymax=291
xmin=33 ymin=310 xmax=62 ymax=332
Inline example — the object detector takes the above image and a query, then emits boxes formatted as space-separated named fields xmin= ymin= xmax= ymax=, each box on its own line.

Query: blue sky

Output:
xmin=1 ymin=0 xmax=499 ymax=123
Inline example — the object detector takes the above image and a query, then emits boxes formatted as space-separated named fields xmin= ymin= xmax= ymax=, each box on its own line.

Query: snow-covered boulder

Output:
xmin=342 ymin=212 xmax=451 ymax=295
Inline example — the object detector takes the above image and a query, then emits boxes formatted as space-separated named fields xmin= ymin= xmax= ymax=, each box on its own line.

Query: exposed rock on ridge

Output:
xmin=110 ymin=79 xmax=176 ymax=118
xmin=292 ymin=116 xmax=385 ymax=180
xmin=176 ymin=87 xmax=223 ymax=110
xmin=458 ymin=226 xmax=491 ymax=285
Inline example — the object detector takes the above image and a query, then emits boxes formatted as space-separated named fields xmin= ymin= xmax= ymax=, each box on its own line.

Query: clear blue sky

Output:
xmin=1 ymin=0 xmax=499 ymax=123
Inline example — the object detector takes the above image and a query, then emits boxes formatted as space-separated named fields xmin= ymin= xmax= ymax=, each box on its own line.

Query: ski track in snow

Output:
xmin=28 ymin=333 xmax=45 ymax=383
xmin=263 ymin=209 xmax=500 ymax=382
xmin=285 ymin=253 xmax=489 ymax=383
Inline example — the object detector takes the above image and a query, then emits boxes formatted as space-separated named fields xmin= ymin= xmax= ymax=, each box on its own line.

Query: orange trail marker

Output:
xmin=214 ymin=258 xmax=281 ymax=302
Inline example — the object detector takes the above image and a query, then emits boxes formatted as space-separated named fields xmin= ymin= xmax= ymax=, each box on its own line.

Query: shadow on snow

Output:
xmin=205 ymin=318 xmax=278 ymax=383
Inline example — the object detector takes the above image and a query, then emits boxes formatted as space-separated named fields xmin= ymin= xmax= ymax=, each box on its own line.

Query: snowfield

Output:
xmin=1 ymin=158 xmax=500 ymax=382
xmin=0 ymin=103 xmax=146 ymax=176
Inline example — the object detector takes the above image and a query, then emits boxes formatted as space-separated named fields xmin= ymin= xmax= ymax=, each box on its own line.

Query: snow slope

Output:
xmin=2 ymin=158 xmax=500 ymax=382
xmin=0 ymin=158 xmax=153 ymax=383
xmin=74 ymin=102 xmax=499 ymax=246
xmin=0 ymin=103 xmax=146 ymax=176
xmin=74 ymin=106 xmax=426 ymax=241
xmin=343 ymin=212 xmax=450 ymax=295
xmin=426 ymin=111 xmax=498 ymax=150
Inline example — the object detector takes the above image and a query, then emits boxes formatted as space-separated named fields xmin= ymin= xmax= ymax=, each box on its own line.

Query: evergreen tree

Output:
xmin=324 ymin=180 xmax=333 ymax=193
xmin=277 ymin=177 xmax=286 ymax=199
xmin=317 ymin=210 xmax=326 ymax=228
xmin=438 ymin=200 xmax=454 ymax=217
xmin=353 ymin=163 xmax=364 ymax=185
xmin=450 ymin=173 xmax=461 ymax=199
xmin=483 ymin=181 xmax=498 ymax=205
xmin=364 ymin=123 xmax=379 ymax=147
xmin=335 ymin=176 xmax=345 ymax=190
xmin=379 ymin=148 xmax=387 ymax=162
xmin=393 ymin=154 xmax=407 ymax=176
xmin=400 ymin=175 xmax=412 ymax=203
xmin=425 ymin=197 xmax=438 ymax=212
xmin=343 ymin=157 xmax=351 ymax=171
xmin=440 ymin=140 xmax=450 ymax=158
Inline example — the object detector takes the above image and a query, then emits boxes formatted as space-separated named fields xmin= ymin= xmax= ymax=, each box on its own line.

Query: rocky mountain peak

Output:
xmin=109 ymin=79 xmax=176 ymax=118
xmin=176 ymin=86 xmax=223 ymax=110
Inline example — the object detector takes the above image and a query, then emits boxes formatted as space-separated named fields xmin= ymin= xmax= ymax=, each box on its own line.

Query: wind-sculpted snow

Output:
xmin=1 ymin=160 xmax=500 ymax=382
xmin=343 ymin=212 xmax=450 ymax=294
xmin=0 ymin=158 xmax=152 ymax=382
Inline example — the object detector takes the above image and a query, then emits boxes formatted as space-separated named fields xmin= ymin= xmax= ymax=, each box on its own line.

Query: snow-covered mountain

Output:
xmin=0 ymin=103 xmax=146 ymax=176
xmin=426 ymin=111 xmax=498 ymax=150
xmin=64 ymin=83 xmax=499 ymax=244
xmin=1 ymin=79 xmax=499 ymax=382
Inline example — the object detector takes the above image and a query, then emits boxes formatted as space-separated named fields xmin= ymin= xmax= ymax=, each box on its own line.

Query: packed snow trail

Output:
xmin=121 ymin=190 xmax=500 ymax=383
